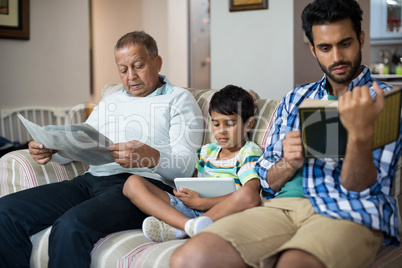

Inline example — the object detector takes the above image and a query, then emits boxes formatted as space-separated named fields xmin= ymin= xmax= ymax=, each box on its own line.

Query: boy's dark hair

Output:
xmin=302 ymin=0 xmax=363 ymax=45
xmin=208 ymin=85 xmax=255 ymax=124
xmin=114 ymin=31 xmax=158 ymax=57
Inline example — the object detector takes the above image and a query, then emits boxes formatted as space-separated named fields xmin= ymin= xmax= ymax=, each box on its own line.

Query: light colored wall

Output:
xmin=0 ymin=0 xmax=90 ymax=109
xmin=0 ymin=1 xmax=372 ymax=110
xmin=0 ymin=0 xmax=188 ymax=109
xmin=210 ymin=0 xmax=294 ymax=100
xmin=91 ymin=0 xmax=188 ymax=103
xmin=91 ymin=0 xmax=144 ymax=103
xmin=166 ymin=0 xmax=188 ymax=88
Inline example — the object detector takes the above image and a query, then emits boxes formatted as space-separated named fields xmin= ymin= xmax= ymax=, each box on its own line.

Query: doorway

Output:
xmin=188 ymin=0 xmax=211 ymax=89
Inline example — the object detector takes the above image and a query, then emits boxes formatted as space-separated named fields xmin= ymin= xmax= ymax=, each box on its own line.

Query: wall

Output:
xmin=293 ymin=0 xmax=322 ymax=86
xmin=0 ymin=0 xmax=90 ymax=109
xmin=91 ymin=0 xmax=188 ymax=103
xmin=0 ymin=0 xmax=188 ymax=109
xmin=210 ymin=0 xmax=294 ymax=100
xmin=0 ymin=1 xmax=373 ymax=109
xmin=91 ymin=0 xmax=144 ymax=103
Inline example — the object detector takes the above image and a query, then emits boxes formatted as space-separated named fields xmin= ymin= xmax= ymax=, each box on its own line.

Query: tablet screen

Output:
xmin=174 ymin=177 xmax=236 ymax=198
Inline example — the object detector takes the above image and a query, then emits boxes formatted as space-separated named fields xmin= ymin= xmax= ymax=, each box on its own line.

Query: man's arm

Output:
xmin=151 ymin=91 xmax=204 ymax=179
xmin=266 ymin=130 xmax=304 ymax=192
xmin=338 ymin=82 xmax=385 ymax=191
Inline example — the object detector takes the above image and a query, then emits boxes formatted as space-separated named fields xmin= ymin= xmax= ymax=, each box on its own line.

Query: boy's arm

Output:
xmin=174 ymin=188 xmax=232 ymax=211
xmin=175 ymin=178 xmax=261 ymax=211
xmin=243 ymin=178 xmax=261 ymax=193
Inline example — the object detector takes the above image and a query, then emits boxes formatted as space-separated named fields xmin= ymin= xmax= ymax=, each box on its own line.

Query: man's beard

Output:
xmin=317 ymin=50 xmax=362 ymax=84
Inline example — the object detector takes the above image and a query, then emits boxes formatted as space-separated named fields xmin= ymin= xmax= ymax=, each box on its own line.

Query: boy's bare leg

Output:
xmin=203 ymin=179 xmax=260 ymax=221
xmin=123 ymin=175 xmax=189 ymax=229
xmin=170 ymin=232 xmax=248 ymax=268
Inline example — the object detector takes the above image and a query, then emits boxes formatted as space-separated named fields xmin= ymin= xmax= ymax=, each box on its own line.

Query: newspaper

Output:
xmin=18 ymin=114 xmax=114 ymax=165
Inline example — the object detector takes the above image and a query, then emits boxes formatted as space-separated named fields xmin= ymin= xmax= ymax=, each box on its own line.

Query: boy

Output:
xmin=123 ymin=85 xmax=262 ymax=242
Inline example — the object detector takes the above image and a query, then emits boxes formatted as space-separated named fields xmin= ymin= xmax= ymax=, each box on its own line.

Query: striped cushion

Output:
xmin=0 ymin=149 xmax=89 ymax=197
xmin=369 ymin=245 xmax=402 ymax=268
xmin=30 ymin=227 xmax=186 ymax=268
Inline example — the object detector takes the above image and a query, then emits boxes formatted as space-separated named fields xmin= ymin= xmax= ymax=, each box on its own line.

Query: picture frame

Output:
xmin=229 ymin=0 xmax=268 ymax=12
xmin=0 ymin=0 xmax=29 ymax=40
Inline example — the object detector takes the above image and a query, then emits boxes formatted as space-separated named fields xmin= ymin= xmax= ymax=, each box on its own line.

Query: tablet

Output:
xmin=174 ymin=177 xmax=236 ymax=198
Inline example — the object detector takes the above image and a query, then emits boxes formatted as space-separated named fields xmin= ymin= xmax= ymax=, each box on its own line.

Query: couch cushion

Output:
xmin=30 ymin=226 xmax=187 ymax=268
xmin=0 ymin=149 xmax=89 ymax=197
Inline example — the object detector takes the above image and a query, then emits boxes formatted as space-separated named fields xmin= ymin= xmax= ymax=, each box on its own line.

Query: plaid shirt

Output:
xmin=256 ymin=66 xmax=402 ymax=246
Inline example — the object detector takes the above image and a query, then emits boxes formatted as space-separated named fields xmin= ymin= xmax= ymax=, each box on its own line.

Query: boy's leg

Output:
xmin=123 ymin=175 xmax=189 ymax=229
xmin=0 ymin=175 xmax=92 ymax=268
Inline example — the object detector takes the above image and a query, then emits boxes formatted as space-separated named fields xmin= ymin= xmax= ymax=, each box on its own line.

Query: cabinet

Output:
xmin=371 ymin=0 xmax=402 ymax=44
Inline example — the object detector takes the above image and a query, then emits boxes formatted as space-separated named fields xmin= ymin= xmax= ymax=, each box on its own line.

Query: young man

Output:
xmin=170 ymin=1 xmax=402 ymax=267
xmin=123 ymin=85 xmax=262 ymax=242
xmin=0 ymin=31 xmax=203 ymax=267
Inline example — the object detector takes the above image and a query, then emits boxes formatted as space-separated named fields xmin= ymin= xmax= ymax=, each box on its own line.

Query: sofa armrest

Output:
xmin=0 ymin=149 xmax=89 ymax=197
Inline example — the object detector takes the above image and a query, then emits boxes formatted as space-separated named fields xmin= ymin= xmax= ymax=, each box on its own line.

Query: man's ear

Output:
xmin=155 ymin=55 xmax=163 ymax=72
xmin=309 ymin=42 xmax=316 ymax=58
xmin=245 ymin=117 xmax=255 ymax=132
xmin=359 ymin=31 xmax=365 ymax=49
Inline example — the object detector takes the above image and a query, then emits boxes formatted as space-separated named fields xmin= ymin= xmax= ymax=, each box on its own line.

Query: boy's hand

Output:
xmin=173 ymin=188 xmax=202 ymax=210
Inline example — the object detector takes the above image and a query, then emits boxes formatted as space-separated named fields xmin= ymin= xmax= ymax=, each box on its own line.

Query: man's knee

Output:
xmin=122 ymin=175 xmax=142 ymax=197
xmin=276 ymin=249 xmax=325 ymax=268
xmin=170 ymin=235 xmax=204 ymax=268
xmin=170 ymin=232 xmax=247 ymax=268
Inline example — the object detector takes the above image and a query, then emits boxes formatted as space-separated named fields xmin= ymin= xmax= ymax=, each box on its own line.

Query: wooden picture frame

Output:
xmin=0 ymin=0 xmax=29 ymax=40
xmin=229 ymin=0 xmax=268 ymax=12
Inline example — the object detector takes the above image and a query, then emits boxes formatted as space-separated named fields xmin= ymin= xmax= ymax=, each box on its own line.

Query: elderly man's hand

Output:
xmin=109 ymin=141 xmax=160 ymax=169
xmin=28 ymin=141 xmax=57 ymax=165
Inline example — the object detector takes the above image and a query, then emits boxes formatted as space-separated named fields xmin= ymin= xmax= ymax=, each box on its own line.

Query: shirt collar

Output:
xmin=122 ymin=75 xmax=169 ymax=97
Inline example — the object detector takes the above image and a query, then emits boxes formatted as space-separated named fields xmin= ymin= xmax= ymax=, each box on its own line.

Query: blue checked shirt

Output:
xmin=256 ymin=66 xmax=402 ymax=246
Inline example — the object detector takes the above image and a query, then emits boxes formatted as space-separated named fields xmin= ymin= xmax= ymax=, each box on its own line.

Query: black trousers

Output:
xmin=0 ymin=172 xmax=172 ymax=268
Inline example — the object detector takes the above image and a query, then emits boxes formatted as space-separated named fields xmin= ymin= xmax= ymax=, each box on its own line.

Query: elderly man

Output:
xmin=0 ymin=31 xmax=203 ymax=267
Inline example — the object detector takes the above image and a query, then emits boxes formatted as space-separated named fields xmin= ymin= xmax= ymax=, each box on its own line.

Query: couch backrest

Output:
xmin=394 ymin=160 xmax=402 ymax=233
xmin=100 ymin=84 xmax=281 ymax=150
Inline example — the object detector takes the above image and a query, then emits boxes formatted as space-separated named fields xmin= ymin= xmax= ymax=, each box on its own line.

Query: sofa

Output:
xmin=0 ymin=84 xmax=401 ymax=268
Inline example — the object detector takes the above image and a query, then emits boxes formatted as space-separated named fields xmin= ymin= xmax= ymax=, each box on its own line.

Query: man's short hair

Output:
xmin=114 ymin=31 xmax=159 ymax=57
xmin=209 ymin=85 xmax=255 ymax=124
xmin=302 ymin=0 xmax=363 ymax=45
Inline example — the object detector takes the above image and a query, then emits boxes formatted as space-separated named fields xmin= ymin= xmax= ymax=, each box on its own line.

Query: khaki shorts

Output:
xmin=203 ymin=198 xmax=383 ymax=268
